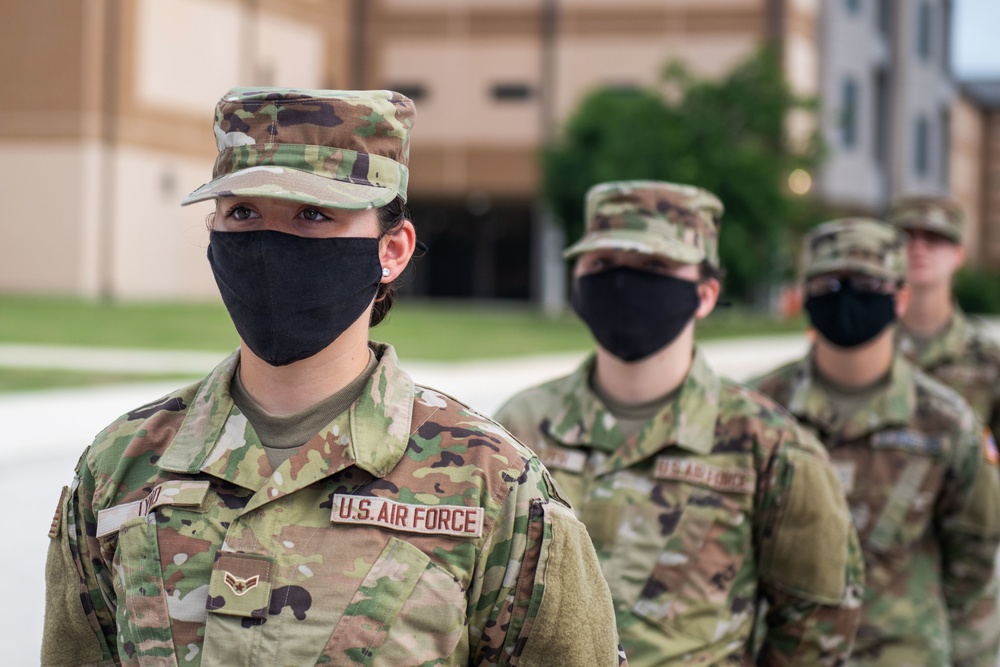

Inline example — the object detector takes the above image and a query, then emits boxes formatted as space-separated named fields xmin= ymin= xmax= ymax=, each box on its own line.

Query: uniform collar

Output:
xmin=897 ymin=308 xmax=970 ymax=368
xmin=786 ymin=349 xmax=916 ymax=442
xmin=159 ymin=342 xmax=414 ymax=486
xmin=546 ymin=347 xmax=720 ymax=467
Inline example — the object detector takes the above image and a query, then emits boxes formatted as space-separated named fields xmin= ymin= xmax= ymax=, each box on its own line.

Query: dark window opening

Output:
xmin=874 ymin=69 xmax=889 ymax=166
xmin=939 ymin=106 xmax=951 ymax=186
xmin=876 ymin=0 xmax=892 ymax=37
xmin=399 ymin=198 xmax=533 ymax=300
xmin=841 ymin=78 xmax=859 ymax=148
xmin=917 ymin=2 xmax=932 ymax=61
xmin=914 ymin=115 xmax=930 ymax=176
xmin=491 ymin=83 xmax=534 ymax=102
xmin=387 ymin=84 xmax=427 ymax=101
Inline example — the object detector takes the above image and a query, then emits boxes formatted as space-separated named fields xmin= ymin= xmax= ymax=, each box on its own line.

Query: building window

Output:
xmin=841 ymin=78 xmax=859 ymax=148
xmin=491 ymin=83 xmax=534 ymax=102
xmin=939 ymin=106 xmax=951 ymax=186
xmin=845 ymin=0 xmax=861 ymax=14
xmin=873 ymin=69 xmax=889 ymax=166
xmin=876 ymin=0 xmax=892 ymax=37
xmin=917 ymin=2 xmax=932 ymax=61
xmin=387 ymin=84 xmax=427 ymax=101
xmin=914 ymin=115 xmax=930 ymax=177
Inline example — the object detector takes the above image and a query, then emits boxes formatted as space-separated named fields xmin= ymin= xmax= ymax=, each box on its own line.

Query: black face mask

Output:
xmin=571 ymin=267 xmax=701 ymax=363
xmin=804 ymin=284 xmax=896 ymax=348
xmin=208 ymin=230 xmax=382 ymax=366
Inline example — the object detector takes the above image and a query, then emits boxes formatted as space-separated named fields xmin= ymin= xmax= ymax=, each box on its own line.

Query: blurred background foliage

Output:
xmin=954 ymin=268 xmax=1000 ymax=314
xmin=542 ymin=49 xmax=834 ymax=303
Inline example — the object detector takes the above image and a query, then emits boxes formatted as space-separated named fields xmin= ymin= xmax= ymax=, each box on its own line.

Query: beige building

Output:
xmin=951 ymin=80 xmax=1000 ymax=267
xmin=0 ymin=0 xmax=351 ymax=300
xmin=362 ymin=0 xmax=821 ymax=301
xmin=0 ymin=0 xmax=987 ymax=301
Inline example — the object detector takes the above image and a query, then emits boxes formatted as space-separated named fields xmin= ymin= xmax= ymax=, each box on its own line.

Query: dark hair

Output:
xmin=699 ymin=260 xmax=725 ymax=284
xmin=371 ymin=196 xmax=410 ymax=327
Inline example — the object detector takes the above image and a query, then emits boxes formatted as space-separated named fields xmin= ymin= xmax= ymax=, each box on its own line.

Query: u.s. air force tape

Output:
xmin=330 ymin=494 xmax=484 ymax=538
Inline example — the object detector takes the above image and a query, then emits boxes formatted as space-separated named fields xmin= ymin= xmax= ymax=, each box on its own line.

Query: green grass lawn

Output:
xmin=0 ymin=294 xmax=807 ymax=391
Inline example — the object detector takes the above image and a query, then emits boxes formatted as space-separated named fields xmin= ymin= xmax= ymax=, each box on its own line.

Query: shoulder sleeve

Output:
xmin=755 ymin=425 xmax=864 ymax=665
xmin=937 ymin=412 xmax=1000 ymax=664
xmin=41 ymin=454 xmax=118 ymax=666
xmin=469 ymin=457 xmax=623 ymax=667
xmin=493 ymin=388 xmax=549 ymax=448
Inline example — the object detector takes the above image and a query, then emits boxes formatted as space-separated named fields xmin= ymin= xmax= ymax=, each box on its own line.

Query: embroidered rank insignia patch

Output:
xmin=206 ymin=552 xmax=275 ymax=619
xmin=331 ymin=495 xmax=484 ymax=538
xmin=983 ymin=428 xmax=999 ymax=467
xmin=653 ymin=457 xmax=755 ymax=494
xmin=224 ymin=572 xmax=260 ymax=596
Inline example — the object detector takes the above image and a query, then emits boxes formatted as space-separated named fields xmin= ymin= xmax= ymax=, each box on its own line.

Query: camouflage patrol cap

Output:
xmin=563 ymin=180 xmax=724 ymax=268
xmin=802 ymin=218 xmax=907 ymax=283
xmin=888 ymin=194 xmax=963 ymax=243
xmin=182 ymin=87 xmax=415 ymax=210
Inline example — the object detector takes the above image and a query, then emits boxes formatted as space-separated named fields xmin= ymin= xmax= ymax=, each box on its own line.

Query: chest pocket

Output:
xmin=318 ymin=536 xmax=467 ymax=666
xmin=98 ymin=481 xmax=212 ymax=666
xmin=590 ymin=461 xmax=754 ymax=646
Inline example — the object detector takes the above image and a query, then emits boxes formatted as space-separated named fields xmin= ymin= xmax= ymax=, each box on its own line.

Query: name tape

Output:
xmin=96 ymin=480 xmax=210 ymax=538
xmin=653 ymin=457 xmax=755 ymax=494
xmin=871 ymin=429 xmax=941 ymax=454
xmin=540 ymin=448 xmax=587 ymax=474
xmin=330 ymin=494 xmax=484 ymax=538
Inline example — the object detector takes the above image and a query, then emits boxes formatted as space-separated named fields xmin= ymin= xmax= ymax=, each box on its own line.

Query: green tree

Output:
xmin=542 ymin=49 xmax=825 ymax=301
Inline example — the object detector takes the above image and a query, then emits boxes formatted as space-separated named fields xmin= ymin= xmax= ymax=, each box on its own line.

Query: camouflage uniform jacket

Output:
xmin=897 ymin=308 xmax=1000 ymax=439
xmin=42 ymin=343 xmax=624 ymax=667
xmin=752 ymin=352 xmax=1000 ymax=666
xmin=494 ymin=349 xmax=864 ymax=667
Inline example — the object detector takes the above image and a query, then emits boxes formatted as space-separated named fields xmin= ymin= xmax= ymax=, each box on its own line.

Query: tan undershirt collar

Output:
xmin=231 ymin=349 xmax=378 ymax=469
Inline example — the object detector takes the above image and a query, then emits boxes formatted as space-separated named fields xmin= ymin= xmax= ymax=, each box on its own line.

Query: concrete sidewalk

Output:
xmin=0 ymin=334 xmax=812 ymax=466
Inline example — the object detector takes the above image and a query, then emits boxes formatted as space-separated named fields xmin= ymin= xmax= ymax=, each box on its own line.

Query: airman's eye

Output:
xmin=231 ymin=206 xmax=255 ymax=220
xmin=301 ymin=208 xmax=331 ymax=222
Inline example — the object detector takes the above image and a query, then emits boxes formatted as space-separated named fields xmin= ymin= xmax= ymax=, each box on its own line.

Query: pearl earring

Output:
xmin=381 ymin=267 xmax=391 ymax=278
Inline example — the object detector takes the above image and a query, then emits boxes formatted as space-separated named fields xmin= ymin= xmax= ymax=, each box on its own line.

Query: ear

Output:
xmin=379 ymin=219 xmax=417 ymax=283
xmin=895 ymin=283 xmax=911 ymax=319
xmin=954 ymin=243 xmax=967 ymax=271
xmin=694 ymin=278 xmax=720 ymax=320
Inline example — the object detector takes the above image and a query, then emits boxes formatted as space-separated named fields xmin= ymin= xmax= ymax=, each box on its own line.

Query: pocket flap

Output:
xmin=206 ymin=552 xmax=276 ymax=619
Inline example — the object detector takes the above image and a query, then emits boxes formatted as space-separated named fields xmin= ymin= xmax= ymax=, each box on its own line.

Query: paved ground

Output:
xmin=3 ymin=326 xmax=996 ymax=662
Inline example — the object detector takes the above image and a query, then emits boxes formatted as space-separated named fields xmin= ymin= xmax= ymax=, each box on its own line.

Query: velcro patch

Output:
xmin=539 ymin=448 xmax=587 ymax=474
xmin=833 ymin=460 xmax=857 ymax=493
xmin=871 ymin=429 xmax=941 ymax=454
xmin=330 ymin=494 xmax=484 ymax=538
xmin=983 ymin=428 xmax=999 ymax=467
xmin=97 ymin=480 xmax=211 ymax=538
xmin=48 ymin=486 xmax=69 ymax=539
xmin=653 ymin=457 xmax=755 ymax=494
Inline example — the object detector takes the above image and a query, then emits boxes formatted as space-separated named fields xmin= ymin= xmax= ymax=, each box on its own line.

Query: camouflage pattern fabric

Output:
xmin=752 ymin=353 xmax=1000 ymax=666
xmin=563 ymin=181 xmax=724 ymax=269
xmin=182 ymin=88 xmax=414 ymax=210
xmin=888 ymin=195 xmax=964 ymax=244
xmin=802 ymin=218 xmax=907 ymax=284
xmin=897 ymin=309 xmax=1000 ymax=441
xmin=495 ymin=349 xmax=864 ymax=666
xmin=42 ymin=343 xmax=625 ymax=667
